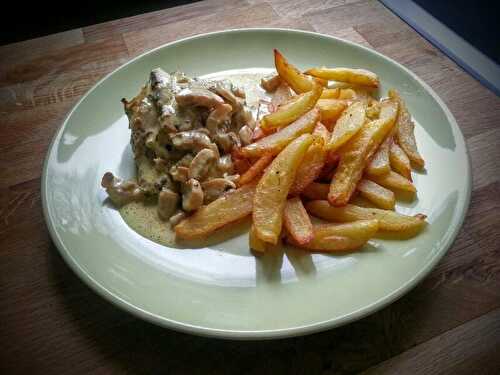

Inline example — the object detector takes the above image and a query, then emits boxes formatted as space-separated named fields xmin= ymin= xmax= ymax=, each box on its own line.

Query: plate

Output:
xmin=42 ymin=28 xmax=471 ymax=339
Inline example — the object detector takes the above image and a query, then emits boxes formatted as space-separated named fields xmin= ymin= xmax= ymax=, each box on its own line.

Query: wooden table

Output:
xmin=1 ymin=0 xmax=499 ymax=373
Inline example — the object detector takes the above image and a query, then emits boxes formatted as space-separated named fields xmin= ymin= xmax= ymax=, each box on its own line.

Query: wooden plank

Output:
xmin=361 ymin=308 xmax=500 ymax=374
xmin=467 ymin=128 xmax=500 ymax=189
xmin=305 ymin=0 xmax=398 ymax=33
xmin=248 ymin=0 xmax=361 ymax=18
xmin=83 ymin=0 xmax=247 ymax=42
xmin=124 ymin=3 xmax=314 ymax=57
xmin=0 ymin=36 xmax=129 ymax=114
xmin=0 ymin=29 xmax=84 ymax=67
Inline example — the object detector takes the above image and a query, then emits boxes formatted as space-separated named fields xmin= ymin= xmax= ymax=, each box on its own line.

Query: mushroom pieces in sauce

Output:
xmin=101 ymin=68 xmax=256 ymax=225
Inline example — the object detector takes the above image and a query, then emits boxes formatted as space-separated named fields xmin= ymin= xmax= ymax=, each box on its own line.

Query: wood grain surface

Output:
xmin=1 ymin=0 xmax=499 ymax=374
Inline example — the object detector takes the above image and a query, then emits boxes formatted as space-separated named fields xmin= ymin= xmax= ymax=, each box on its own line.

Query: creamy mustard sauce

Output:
xmin=119 ymin=70 xmax=272 ymax=247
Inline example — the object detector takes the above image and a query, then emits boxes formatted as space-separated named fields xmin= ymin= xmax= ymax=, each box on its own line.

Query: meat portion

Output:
xmin=102 ymin=68 xmax=256 ymax=222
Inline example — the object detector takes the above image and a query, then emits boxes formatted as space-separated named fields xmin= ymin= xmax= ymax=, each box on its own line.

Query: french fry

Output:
xmin=261 ymin=83 xmax=322 ymax=130
xmin=274 ymin=49 xmax=324 ymax=94
xmin=283 ymin=197 xmax=314 ymax=245
xmin=289 ymin=122 xmax=329 ymax=195
xmin=253 ymin=134 xmax=313 ymax=244
xmin=305 ymin=200 xmax=427 ymax=233
xmin=338 ymin=88 xmax=357 ymax=100
xmin=175 ymin=183 xmax=256 ymax=240
xmin=241 ymin=108 xmax=319 ymax=158
xmin=366 ymin=135 xmax=392 ymax=175
xmin=356 ymin=179 xmax=395 ymax=210
xmin=328 ymin=99 xmax=398 ymax=206
xmin=306 ymin=67 xmax=379 ymax=88
xmin=320 ymin=88 xmax=340 ymax=99
xmin=313 ymin=219 xmax=379 ymax=238
xmin=366 ymin=100 xmax=381 ymax=119
xmin=249 ymin=224 xmax=267 ymax=253
xmin=317 ymin=151 xmax=340 ymax=181
xmin=287 ymin=220 xmax=378 ymax=251
xmin=367 ymin=170 xmax=416 ymax=193
xmin=389 ymin=142 xmax=412 ymax=180
xmin=388 ymin=89 xmax=425 ymax=168
xmin=238 ymin=152 xmax=274 ymax=186
xmin=234 ymin=158 xmax=251 ymax=175
xmin=269 ymin=82 xmax=293 ymax=113
xmin=316 ymin=99 xmax=348 ymax=126
xmin=302 ymin=182 xmax=329 ymax=200
xmin=327 ymin=101 xmax=367 ymax=152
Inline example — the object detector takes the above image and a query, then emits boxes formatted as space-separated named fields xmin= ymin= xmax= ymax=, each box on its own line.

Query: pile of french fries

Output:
xmin=176 ymin=50 xmax=427 ymax=254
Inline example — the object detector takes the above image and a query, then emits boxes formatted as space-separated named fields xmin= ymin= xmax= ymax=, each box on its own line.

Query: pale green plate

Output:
xmin=42 ymin=29 xmax=471 ymax=339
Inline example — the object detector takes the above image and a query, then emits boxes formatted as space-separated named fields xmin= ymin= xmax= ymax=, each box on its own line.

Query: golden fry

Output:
xmin=274 ymin=49 xmax=324 ymax=94
xmin=305 ymin=200 xmax=427 ymax=234
xmin=366 ymin=135 xmax=392 ymax=175
xmin=241 ymin=108 xmax=319 ymax=158
xmin=388 ymin=89 xmax=425 ymax=168
xmin=328 ymin=99 xmax=398 ymax=206
xmin=389 ymin=142 xmax=412 ymax=180
xmin=283 ymin=197 xmax=314 ymax=245
xmin=175 ymin=183 xmax=256 ymax=240
xmin=356 ymin=179 xmax=395 ymax=210
xmin=287 ymin=220 xmax=378 ymax=252
xmin=368 ymin=170 xmax=416 ymax=193
xmin=306 ymin=67 xmax=379 ymax=88
xmin=289 ymin=122 xmax=329 ymax=196
xmin=261 ymin=74 xmax=281 ymax=93
xmin=238 ymin=152 xmax=274 ymax=186
xmin=261 ymin=83 xmax=322 ymax=130
xmin=249 ymin=224 xmax=267 ymax=253
xmin=316 ymin=99 xmax=348 ymax=126
xmin=338 ymin=88 xmax=357 ymax=100
xmin=253 ymin=134 xmax=314 ymax=244
xmin=327 ymin=101 xmax=367 ymax=152
xmin=301 ymin=182 xmax=329 ymax=200
xmin=320 ymin=88 xmax=340 ymax=99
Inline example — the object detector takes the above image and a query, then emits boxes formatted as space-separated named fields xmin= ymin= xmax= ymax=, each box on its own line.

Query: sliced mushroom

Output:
xmin=233 ymin=107 xmax=256 ymax=130
xmin=157 ymin=188 xmax=179 ymax=220
xmin=188 ymin=149 xmax=217 ymax=181
xmin=214 ymin=85 xmax=244 ymax=112
xmin=169 ymin=165 xmax=189 ymax=183
xmin=175 ymin=88 xmax=224 ymax=108
xmin=261 ymin=74 xmax=281 ymax=92
xmin=215 ymin=132 xmax=240 ymax=154
xmin=206 ymin=103 xmax=232 ymax=136
xmin=182 ymin=178 xmax=204 ymax=212
xmin=217 ymin=154 xmax=234 ymax=175
xmin=238 ymin=125 xmax=253 ymax=146
xmin=171 ymin=131 xmax=213 ymax=153
xmin=101 ymin=172 xmax=144 ymax=206
xmin=232 ymin=85 xmax=246 ymax=98
xmin=201 ymin=178 xmax=236 ymax=204
xmin=177 ymin=153 xmax=194 ymax=167
xmin=169 ymin=210 xmax=187 ymax=227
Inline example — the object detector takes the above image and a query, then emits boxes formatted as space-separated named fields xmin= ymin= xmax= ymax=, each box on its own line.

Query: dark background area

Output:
xmin=414 ymin=0 xmax=500 ymax=65
xmin=1 ymin=0 xmax=499 ymax=65
xmin=0 ymin=0 xmax=200 ymax=45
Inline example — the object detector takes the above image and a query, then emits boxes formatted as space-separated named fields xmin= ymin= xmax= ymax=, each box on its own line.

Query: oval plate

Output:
xmin=42 ymin=29 xmax=471 ymax=339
